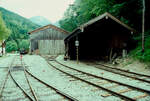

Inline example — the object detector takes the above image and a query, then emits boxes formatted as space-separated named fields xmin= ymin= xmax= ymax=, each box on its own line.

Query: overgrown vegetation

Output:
xmin=59 ymin=0 xmax=150 ymax=64
xmin=59 ymin=0 xmax=146 ymax=32
xmin=19 ymin=40 xmax=30 ymax=51
xmin=5 ymin=41 xmax=18 ymax=52
xmin=0 ymin=7 xmax=40 ymax=52
xmin=0 ymin=12 xmax=10 ymax=42
xmin=130 ymin=30 xmax=150 ymax=62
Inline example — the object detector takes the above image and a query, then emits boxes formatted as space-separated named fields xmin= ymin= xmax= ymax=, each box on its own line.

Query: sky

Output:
xmin=0 ymin=0 xmax=74 ymax=23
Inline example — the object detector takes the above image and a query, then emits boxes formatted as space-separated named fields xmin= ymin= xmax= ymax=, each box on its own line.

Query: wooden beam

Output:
xmin=133 ymin=93 xmax=148 ymax=100
xmin=101 ymin=88 xmax=132 ymax=97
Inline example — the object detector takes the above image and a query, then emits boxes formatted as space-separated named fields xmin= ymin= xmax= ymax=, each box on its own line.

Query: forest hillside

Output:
xmin=59 ymin=0 xmax=150 ymax=63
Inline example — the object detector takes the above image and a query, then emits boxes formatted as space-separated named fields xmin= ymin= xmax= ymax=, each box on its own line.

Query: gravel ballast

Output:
xmin=56 ymin=55 xmax=150 ymax=91
xmin=56 ymin=55 xmax=150 ymax=101
xmin=1 ymin=54 xmax=150 ymax=101
xmin=23 ymin=55 xmax=123 ymax=101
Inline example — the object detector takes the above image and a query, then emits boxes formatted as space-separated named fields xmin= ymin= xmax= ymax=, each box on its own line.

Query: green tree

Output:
xmin=59 ymin=0 xmax=150 ymax=64
xmin=5 ymin=41 xmax=18 ymax=52
xmin=19 ymin=39 xmax=30 ymax=51
xmin=0 ymin=12 xmax=10 ymax=41
xmin=0 ymin=7 xmax=39 ymax=50
xmin=59 ymin=0 xmax=144 ymax=32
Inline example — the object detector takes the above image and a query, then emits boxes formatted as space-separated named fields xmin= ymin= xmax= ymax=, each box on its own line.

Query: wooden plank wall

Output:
xmin=30 ymin=28 xmax=67 ymax=40
xmin=38 ymin=40 xmax=65 ymax=55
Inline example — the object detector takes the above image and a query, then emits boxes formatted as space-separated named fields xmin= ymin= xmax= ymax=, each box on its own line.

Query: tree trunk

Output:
xmin=142 ymin=0 xmax=145 ymax=53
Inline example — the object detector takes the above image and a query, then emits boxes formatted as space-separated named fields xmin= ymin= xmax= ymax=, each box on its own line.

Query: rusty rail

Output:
xmin=25 ymin=69 xmax=79 ymax=101
xmin=91 ymin=63 xmax=150 ymax=84
xmin=0 ymin=56 xmax=16 ymax=100
xmin=55 ymin=60 xmax=150 ymax=94
xmin=45 ymin=59 xmax=137 ymax=101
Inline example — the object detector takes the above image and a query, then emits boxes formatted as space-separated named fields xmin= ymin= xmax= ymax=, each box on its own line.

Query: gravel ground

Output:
xmin=23 ymin=55 xmax=123 ymax=101
xmin=50 ymin=60 xmax=150 ymax=100
xmin=26 ymin=71 xmax=69 ymax=101
xmin=97 ymin=58 xmax=150 ymax=75
xmin=0 ymin=55 xmax=15 ymax=92
xmin=11 ymin=70 xmax=35 ymax=99
xmin=1 ymin=54 xmax=150 ymax=101
xmin=1 ymin=75 xmax=30 ymax=101
xmin=0 ymin=54 xmax=32 ymax=101
xmin=0 ymin=54 xmax=15 ymax=67
xmin=56 ymin=55 xmax=150 ymax=101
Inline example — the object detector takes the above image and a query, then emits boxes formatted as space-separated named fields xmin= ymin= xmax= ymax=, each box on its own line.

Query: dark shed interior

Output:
xmin=65 ymin=13 xmax=136 ymax=60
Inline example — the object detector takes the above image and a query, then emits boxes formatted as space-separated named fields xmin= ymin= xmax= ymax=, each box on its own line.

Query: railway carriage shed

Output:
xmin=28 ymin=24 xmax=69 ymax=55
xmin=65 ymin=12 xmax=136 ymax=60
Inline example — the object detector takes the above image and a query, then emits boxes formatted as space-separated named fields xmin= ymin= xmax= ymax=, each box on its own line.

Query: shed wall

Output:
xmin=65 ymin=19 xmax=135 ymax=60
xmin=38 ymin=40 xmax=65 ymax=55
xmin=30 ymin=27 xmax=67 ymax=55
xmin=30 ymin=28 xmax=67 ymax=40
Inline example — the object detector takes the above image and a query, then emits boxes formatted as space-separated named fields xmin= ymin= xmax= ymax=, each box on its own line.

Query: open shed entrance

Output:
xmin=65 ymin=13 xmax=136 ymax=61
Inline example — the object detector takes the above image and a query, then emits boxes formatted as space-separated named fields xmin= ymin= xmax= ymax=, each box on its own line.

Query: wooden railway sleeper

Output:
xmin=55 ymin=60 xmax=150 ymax=95
xmin=94 ymin=65 xmax=150 ymax=84
xmin=47 ymin=61 xmax=136 ymax=101
xmin=25 ymin=69 xmax=79 ymax=101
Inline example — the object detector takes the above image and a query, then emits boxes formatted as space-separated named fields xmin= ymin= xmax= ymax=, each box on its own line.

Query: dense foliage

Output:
xmin=0 ymin=7 xmax=40 ymax=52
xmin=0 ymin=12 xmax=10 ymax=41
xmin=59 ymin=0 xmax=149 ymax=32
xmin=19 ymin=39 xmax=30 ymax=51
xmin=59 ymin=0 xmax=150 ymax=63
xmin=59 ymin=0 xmax=144 ymax=32
xmin=130 ymin=30 xmax=150 ymax=62
xmin=5 ymin=41 xmax=18 ymax=52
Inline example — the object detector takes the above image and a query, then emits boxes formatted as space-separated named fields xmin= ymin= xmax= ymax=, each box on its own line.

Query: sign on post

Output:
xmin=75 ymin=40 xmax=79 ymax=46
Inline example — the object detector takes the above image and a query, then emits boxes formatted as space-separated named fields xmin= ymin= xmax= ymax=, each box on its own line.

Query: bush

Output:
xmin=19 ymin=39 xmax=29 ymax=51
xmin=6 ymin=41 xmax=18 ymax=52
xmin=130 ymin=30 xmax=150 ymax=62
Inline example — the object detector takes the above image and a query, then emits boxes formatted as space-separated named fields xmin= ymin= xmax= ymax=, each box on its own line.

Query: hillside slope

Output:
xmin=30 ymin=16 xmax=51 ymax=26
xmin=0 ymin=7 xmax=40 ymax=41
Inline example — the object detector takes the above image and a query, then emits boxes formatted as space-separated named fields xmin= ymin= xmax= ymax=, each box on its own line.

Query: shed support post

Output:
xmin=29 ymin=40 xmax=32 ymax=54
xmin=75 ymin=36 xmax=79 ymax=64
xmin=109 ymin=48 xmax=113 ymax=63
xmin=64 ymin=42 xmax=69 ymax=61
xmin=66 ymin=43 xmax=69 ymax=57
xmin=122 ymin=49 xmax=127 ymax=58
xmin=76 ymin=46 xmax=79 ymax=64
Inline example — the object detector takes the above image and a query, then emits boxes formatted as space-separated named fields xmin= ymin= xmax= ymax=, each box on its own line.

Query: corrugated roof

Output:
xmin=28 ymin=24 xmax=69 ymax=34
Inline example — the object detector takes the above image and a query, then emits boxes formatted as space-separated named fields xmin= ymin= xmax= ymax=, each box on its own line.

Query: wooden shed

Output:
xmin=28 ymin=24 xmax=69 ymax=55
xmin=64 ymin=12 xmax=136 ymax=60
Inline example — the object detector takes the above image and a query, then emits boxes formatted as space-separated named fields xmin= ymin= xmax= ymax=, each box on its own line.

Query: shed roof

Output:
xmin=28 ymin=24 xmax=69 ymax=34
xmin=65 ymin=12 xmax=136 ymax=42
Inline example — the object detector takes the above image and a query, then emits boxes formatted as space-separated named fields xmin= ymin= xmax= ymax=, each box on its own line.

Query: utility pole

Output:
xmin=142 ymin=0 xmax=145 ymax=53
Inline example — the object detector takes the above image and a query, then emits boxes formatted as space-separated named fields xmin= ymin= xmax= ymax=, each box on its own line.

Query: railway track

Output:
xmin=87 ymin=63 xmax=150 ymax=84
xmin=0 ymin=55 xmax=78 ymax=101
xmin=0 ymin=56 xmax=32 ymax=101
xmin=10 ymin=58 xmax=37 ymax=101
xmin=44 ymin=56 xmax=150 ymax=101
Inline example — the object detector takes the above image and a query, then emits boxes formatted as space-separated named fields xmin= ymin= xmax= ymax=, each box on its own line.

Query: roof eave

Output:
xmin=28 ymin=24 xmax=69 ymax=35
